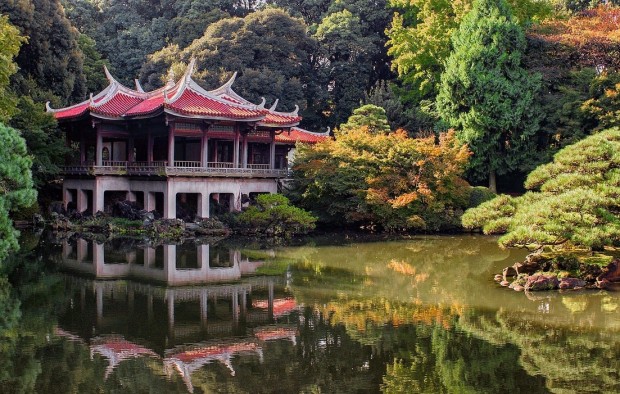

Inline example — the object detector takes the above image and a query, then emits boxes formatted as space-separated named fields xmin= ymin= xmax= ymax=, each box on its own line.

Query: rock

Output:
xmin=494 ymin=274 xmax=503 ymax=282
xmin=111 ymin=200 xmax=146 ymax=220
xmin=513 ymin=261 xmax=540 ymax=275
xmin=559 ymin=277 xmax=587 ymax=290
xmin=500 ymin=280 xmax=510 ymax=287
xmin=524 ymin=274 xmax=560 ymax=291
xmin=597 ymin=259 xmax=620 ymax=283
xmin=143 ymin=212 xmax=155 ymax=221
xmin=513 ymin=285 xmax=524 ymax=292
xmin=597 ymin=278 xmax=611 ymax=289
xmin=502 ymin=266 xmax=518 ymax=282
xmin=580 ymin=263 xmax=603 ymax=282
xmin=48 ymin=201 xmax=66 ymax=215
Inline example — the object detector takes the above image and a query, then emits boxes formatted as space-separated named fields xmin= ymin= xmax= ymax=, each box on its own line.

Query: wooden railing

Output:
xmin=61 ymin=161 xmax=289 ymax=178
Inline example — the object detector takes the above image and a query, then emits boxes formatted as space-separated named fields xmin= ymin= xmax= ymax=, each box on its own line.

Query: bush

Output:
xmin=468 ymin=186 xmax=497 ymax=209
xmin=234 ymin=194 xmax=316 ymax=237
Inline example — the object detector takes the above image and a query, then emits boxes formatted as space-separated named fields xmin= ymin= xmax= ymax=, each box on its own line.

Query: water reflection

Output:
xmin=2 ymin=234 xmax=620 ymax=393
xmin=59 ymin=239 xmax=266 ymax=285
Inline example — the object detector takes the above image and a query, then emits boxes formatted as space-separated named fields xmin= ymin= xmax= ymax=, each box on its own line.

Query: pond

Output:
xmin=1 ymin=233 xmax=619 ymax=393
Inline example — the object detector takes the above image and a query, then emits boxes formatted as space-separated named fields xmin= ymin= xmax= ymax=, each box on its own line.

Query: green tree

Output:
xmin=436 ymin=0 xmax=541 ymax=192
xmin=386 ymin=0 xmax=552 ymax=104
xmin=78 ymin=34 xmax=110 ymax=95
xmin=0 ymin=123 xmax=36 ymax=262
xmin=1 ymin=0 xmax=86 ymax=104
xmin=141 ymin=9 xmax=317 ymax=113
xmin=339 ymin=104 xmax=391 ymax=135
xmin=462 ymin=127 xmax=620 ymax=250
xmin=235 ymin=194 xmax=317 ymax=236
xmin=0 ymin=15 xmax=24 ymax=122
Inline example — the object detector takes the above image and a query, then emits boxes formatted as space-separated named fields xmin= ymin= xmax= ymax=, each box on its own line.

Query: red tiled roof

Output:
xmin=262 ymin=112 xmax=302 ymax=126
xmin=276 ymin=127 xmax=329 ymax=144
xmin=52 ymin=101 xmax=90 ymax=120
xmin=165 ymin=89 xmax=264 ymax=119
xmin=91 ymin=92 xmax=144 ymax=118
xmin=124 ymin=92 xmax=164 ymax=116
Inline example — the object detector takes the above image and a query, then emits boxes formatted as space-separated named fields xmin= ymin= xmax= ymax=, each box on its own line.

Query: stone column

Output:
xmin=77 ymin=189 xmax=88 ymax=213
xmin=63 ymin=187 xmax=73 ymax=210
xmin=145 ymin=192 xmax=156 ymax=212
xmin=80 ymin=134 xmax=86 ymax=164
xmin=199 ymin=193 xmax=210 ymax=219
xmin=164 ymin=189 xmax=176 ymax=219
xmin=200 ymin=131 xmax=208 ymax=167
xmin=93 ymin=179 xmax=104 ymax=214
xmin=126 ymin=191 xmax=136 ymax=202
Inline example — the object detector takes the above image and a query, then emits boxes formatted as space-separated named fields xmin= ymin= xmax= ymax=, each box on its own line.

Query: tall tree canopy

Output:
xmin=387 ymin=0 xmax=552 ymax=104
xmin=0 ymin=123 xmax=36 ymax=262
xmin=462 ymin=127 xmax=620 ymax=250
xmin=436 ymin=0 xmax=541 ymax=192
xmin=0 ymin=15 xmax=24 ymax=122
xmin=0 ymin=0 xmax=86 ymax=104
xmin=140 ymin=8 xmax=317 ymax=113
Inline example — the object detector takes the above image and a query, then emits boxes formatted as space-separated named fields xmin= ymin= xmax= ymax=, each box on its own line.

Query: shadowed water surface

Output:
xmin=1 ymin=233 xmax=619 ymax=393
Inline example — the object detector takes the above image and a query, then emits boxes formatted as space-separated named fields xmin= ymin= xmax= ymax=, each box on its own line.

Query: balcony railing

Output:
xmin=61 ymin=161 xmax=289 ymax=178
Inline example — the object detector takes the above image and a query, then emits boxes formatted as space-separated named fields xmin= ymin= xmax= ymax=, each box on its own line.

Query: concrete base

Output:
xmin=63 ymin=176 xmax=278 ymax=219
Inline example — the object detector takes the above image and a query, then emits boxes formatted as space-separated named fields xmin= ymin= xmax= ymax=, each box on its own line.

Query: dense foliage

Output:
xmin=436 ymin=0 xmax=541 ymax=192
xmin=0 ymin=123 xmax=36 ymax=261
xmin=290 ymin=125 xmax=471 ymax=231
xmin=233 ymin=194 xmax=317 ymax=237
xmin=462 ymin=128 xmax=620 ymax=250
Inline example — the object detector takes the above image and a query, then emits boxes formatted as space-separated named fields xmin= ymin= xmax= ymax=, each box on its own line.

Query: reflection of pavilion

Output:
xmin=60 ymin=238 xmax=265 ymax=285
xmin=90 ymin=335 xmax=159 ymax=379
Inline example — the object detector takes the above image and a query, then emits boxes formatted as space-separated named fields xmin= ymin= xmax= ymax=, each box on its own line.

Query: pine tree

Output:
xmin=436 ymin=0 xmax=541 ymax=192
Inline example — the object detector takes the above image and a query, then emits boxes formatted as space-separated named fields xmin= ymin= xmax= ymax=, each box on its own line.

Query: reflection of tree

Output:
xmin=459 ymin=302 xmax=620 ymax=393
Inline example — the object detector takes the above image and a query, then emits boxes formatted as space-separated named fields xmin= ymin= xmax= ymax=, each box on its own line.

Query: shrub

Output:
xmin=235 ymin=194 xmax=316 ymax=237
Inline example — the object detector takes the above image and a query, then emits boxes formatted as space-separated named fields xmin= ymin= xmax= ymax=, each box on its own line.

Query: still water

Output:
xmin=1 ymin=233 xmax=619 ymax=393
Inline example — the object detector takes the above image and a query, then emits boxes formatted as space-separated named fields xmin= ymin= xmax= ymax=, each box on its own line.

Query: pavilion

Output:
xmin=48 ymin=59 xmax=327 ymax=219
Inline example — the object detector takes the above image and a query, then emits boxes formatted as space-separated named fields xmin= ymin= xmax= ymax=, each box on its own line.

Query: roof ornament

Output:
xmin=185 ymin=58 xmax=196 ymax=81
xmin=89 ymin=93 xmax=94 ymax=106
xmin=163 ymin=88 xmax=169 ymax=103
xmin=45 ymin=101 xmax=55 ymax=113
xmin=167 ymin=68 xmax=176 ymax=87
xmin=257 ymin=97 xmax=266 ymax=109
xmin=103 ymin=65 xmax=116 ymax=85
xmin=135 ymin=79 xmax=145 ymax=93
xmin=223 ymin=71 xmax=237 ymax=90
xmin=269 ymin=99 xmax=279 ymax=111
xmin=291 ymin=105 xmax=299 ymax=116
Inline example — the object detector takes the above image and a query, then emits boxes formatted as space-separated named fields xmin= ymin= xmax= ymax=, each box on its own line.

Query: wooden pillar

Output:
xmin=269 ymin=131 xmax=276 ymax=170
xmin=242 ymin=135 xmax=248 ymax=168
xmin=128 ymin=137 xmax=135 ymax=163
xmin=95 ymin=129 xmax=103 ymax=166
xmin=168 ymin=129 xmax=175 ymax=167
xmin=234 ymin=129 xmax=240 ymax=167
xmin=79 ymin=134 xmax=86 ymax=164
xmin=147 ymin=132 xmax=153 ymax=164
xmin=201 ymin=127 xmax=209 ymax=167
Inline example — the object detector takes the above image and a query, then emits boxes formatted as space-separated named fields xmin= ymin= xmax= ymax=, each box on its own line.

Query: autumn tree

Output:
xmin=291 ymin=126 xmax=471 ymax=231
xmin=436 ymin=0 xmax=541 ymax=192
xmin=462 ymin=127 xmax=620 ymax=250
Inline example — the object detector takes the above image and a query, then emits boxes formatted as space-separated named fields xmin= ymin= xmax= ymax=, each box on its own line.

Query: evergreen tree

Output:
xmin=0 ymin=0 xmax=86 ymax=103
xmin=339 ymin=104 xmax=391 ymax=135
xmin=0 ymin=15 xmax=24 ymax=122
xmin=436 ymin=0 xmax=541 ymax=192
xmin=462 ymin=127 xmax=620 ymax=250
xmin=0 ymin=123 xmax=36 ymax=262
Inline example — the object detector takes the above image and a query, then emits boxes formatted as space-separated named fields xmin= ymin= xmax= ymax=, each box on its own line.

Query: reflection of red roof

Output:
xmin=255 ymin=327 xmax=297 ymax=342
xmin=252 ymin=298 xmax=299 ymax=317
xmin=276 ymin=127 xmax=329 ymax=144
xmin=169 ymin=342 xmax=259 ymax=363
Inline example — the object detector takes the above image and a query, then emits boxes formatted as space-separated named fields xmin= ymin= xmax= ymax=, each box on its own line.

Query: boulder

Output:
xmin=597 ymin=259 xmax=620 ymax=283
xmin=559 ymin=278 xmax=587 ymax=290
xmin=524 ymin=274 xmax=560 ymax=291
xmin=513 ymin=284 xmax=525 ymax=292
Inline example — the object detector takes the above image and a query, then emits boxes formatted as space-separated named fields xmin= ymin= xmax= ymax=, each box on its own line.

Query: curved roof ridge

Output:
xmin=269 ymin=104 xmax=299 ymax=117
xmin=46 ymin=82 xmax=113 ymax=113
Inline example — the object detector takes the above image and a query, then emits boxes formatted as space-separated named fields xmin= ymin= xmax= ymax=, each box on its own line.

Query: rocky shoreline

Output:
xmin=495 ymin=250 xmax=620 ymax=292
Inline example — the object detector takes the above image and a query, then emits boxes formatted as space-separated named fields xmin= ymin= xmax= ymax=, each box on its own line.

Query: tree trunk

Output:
xmin=489 ymin=169 xmax=497 ymax=194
